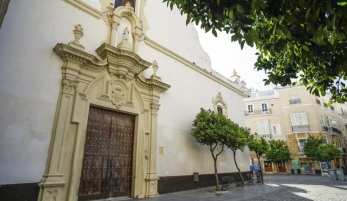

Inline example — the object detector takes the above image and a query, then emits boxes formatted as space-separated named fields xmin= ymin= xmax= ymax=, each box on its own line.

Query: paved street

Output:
xmin=113 ymin=174 xmax=347 ymax=201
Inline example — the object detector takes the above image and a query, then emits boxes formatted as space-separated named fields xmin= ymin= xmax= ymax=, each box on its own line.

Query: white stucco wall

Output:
xmin=0 ymin=0 xmax=108 ymax=185
xmin=144 ymin=1 xmax=212 ymax=72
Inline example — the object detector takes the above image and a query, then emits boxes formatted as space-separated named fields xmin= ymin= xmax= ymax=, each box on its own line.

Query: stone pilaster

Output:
xmin=145 ymin=103 xmax=160 ymax=197
xmin=38 ymin=78 xmax=78 ymax=201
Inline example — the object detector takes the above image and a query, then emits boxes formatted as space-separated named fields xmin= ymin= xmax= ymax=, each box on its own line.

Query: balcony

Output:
xmin=322 ymin=126 xmax=341 ymax=135
xmin=289 ymin=98 xmax=301 ymax=104
xmin=255 ymin=134 xmax=271 ymax=141
xmin=244 ymin=109 xmax=272 ymax=116
xmin=292 ymin=125 xmax=309 ymax=132
xmin=298 ymin=146 xmax=305 ymax=153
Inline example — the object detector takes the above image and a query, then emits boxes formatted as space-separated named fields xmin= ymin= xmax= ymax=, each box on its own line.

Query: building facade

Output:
xmin=244 ymin=86 xmax=347 ymax=175
xmin=0 ymin=1 xmax=250 ymax=200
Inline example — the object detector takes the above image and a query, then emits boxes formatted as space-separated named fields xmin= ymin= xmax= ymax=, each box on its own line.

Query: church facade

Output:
xmin=0 ymin=1 xmax=250 ymax=200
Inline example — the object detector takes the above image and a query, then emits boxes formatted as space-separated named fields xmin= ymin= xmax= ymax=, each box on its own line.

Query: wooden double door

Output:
xmin=78 ymin=107 xmax=135 ymax=200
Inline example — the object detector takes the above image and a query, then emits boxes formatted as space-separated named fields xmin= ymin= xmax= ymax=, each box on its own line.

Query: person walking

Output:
xmin=256 ymin=163 xmax=262 ymax=174
xmin=250 ymin=163 xmax=256 ymax=178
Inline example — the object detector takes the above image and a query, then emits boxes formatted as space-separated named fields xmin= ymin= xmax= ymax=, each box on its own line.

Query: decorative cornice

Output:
xmin=96 ymin=43 xmax=151 ymax=79
xmin=0 ymin=0 xmax=10 ymax=29
xmin=53 ymin=43 xmax=106 ymax=72
xmin=136 ymin=73 xmax=171 ymax=93
xmin=144 ymin=37 xmax=243 ymax=95
xmin=63 ymin=0 xmax=102 ymax=19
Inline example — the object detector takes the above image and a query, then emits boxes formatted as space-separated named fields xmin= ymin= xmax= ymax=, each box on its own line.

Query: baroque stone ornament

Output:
xmin=62 ymin=78 xmax=78 ymax=94
xmin=44 ymin=190 xmax=57 ymax=201
xmin=152 ymin=60 xmax=158 ymax=76
xmin=150 ymin=103 xmax=160 ymax=115
xmin=68 ymin=24 xmax=85 ymax=51
xmin=111 ymin=85 xmax=125 ymax=108
xmin=125 ymin=2 xmax=135 ymax=12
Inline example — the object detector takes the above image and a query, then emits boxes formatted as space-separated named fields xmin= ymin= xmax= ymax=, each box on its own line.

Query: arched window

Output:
xmin=114 ymin=0 xmax=136 ymax=9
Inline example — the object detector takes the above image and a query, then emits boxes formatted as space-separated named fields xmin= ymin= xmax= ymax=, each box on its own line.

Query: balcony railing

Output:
xmin=255 ymin=134 xmax=271 ymax=141
xmin=292 ymin=125 xmax=309 ymax=132
xmin=298 ymin=146 xmax=305 ymax=153
xmin=244 ymin=109 xmax=272 ymax=116
xmin=289 ymin=98 xmax=301 ymax=104
xmin=322 ymin=126 xmax=342 ymax=135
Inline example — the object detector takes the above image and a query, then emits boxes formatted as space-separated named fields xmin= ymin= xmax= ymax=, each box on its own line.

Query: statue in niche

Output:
xmin=122 ymin=27 xmax=129 ymax=41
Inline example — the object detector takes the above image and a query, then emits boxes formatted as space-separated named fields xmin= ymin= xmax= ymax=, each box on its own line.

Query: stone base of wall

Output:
xmin=0 ymin=182 xmax=39 ymax=201
xmin=158 ymin=171 xmax=249 ymax=194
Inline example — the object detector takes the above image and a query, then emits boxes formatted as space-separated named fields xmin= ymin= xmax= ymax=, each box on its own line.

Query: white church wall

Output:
xmin=0 ymin=0 xmax=108 ymax=185
xmin=144 ymin=1 xmax=212 ymax=72
xmin=137 ymin=42 xmax=249 ymax=177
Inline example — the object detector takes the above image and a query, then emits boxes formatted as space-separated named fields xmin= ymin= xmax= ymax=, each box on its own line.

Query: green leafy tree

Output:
xmin=316 ymin=144 xmax=341 ymax=162
xmin=223 ymin=122 xmax=250 ymax=183
xmin=191 ymin=108 xmax=230 ymax=191
xmin=303 ymin=135 xmax=324 ymax=158
xmin=266 ymin=140 xmax=291 ymax=171
xmin=164 ymin=0 xmax=347 ymax=103
xmin=248 ymin=136 xmax=269 ymax=183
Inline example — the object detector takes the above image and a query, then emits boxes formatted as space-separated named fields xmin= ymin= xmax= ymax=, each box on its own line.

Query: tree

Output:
xmin=191 ymin=108 xmax=230 ymax=191
xmin=266 ymin=140 xmax=291 ymax=171
xmin=303 ymin=135 xmax=324 ymax=158
xmin=164 ymin=0 xmax=347 ymax=103
xmin=316 ymin=144 xmax=341 ymax=162
xmin=223 ymin=122 xmax=250 ymax=183
xmin=247 ymin=136 xmax=269 ymax=183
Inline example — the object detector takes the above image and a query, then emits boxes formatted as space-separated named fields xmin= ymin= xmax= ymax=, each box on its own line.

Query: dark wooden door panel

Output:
xmin=79 ymin=107 xmax=135 ymax=200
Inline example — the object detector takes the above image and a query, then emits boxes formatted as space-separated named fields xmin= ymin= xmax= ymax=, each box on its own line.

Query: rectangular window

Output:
xmin=256 ymin=120 xmax=270 ymax=135
xmin=320 ymin=115 xmax=324 ymax=125
xmin=272 ymin=124 xmax=281 ymax=135
xmin=261 ymin=103 xmax=268 ymax=112
xmin=290 ymin=113 xmax=308 ymax=126
xmin=326 ymin=116 xmax=338 ymax=128
xmin=114 ymin=0 xmax=136 ymax=9
xmin=248 ymin=105 xmax=253 ymax=113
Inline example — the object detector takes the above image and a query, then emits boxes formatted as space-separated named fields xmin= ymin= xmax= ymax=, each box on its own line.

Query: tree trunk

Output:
xmin=213 ymin=156 xmax=220 ymax=191
xmin=210 ymin=144 xmax=224 ymax=191
xmin=232 ymin=150 xmax=243 ymax=183
xmin=257 ymin=156 xmax=264 ymax=183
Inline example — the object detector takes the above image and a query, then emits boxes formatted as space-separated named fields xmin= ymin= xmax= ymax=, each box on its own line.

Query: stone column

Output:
xmin=145 ymin=103 xmax=160 ymax=197
xmin=37 ymin=78 xmax=78 ymax=201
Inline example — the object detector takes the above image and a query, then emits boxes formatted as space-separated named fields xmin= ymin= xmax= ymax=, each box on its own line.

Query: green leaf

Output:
xmin=236 ymin=4 xmax=244 ymax=14
xmin=303 ymin=45 xmax=310 ymax=52
xmin=336 ymin=32 xmax=346 ymax=40
xmin=245 ymin=31 xmax=254 ymax=47
xmin=240 ymin=40 xmax=246 ymax=50
xmin=212 ymin=28 xmax=217 ymax=37
xmin=228 ymin=9 xmax=234 ymax=20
